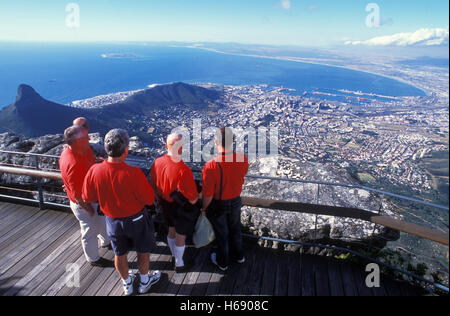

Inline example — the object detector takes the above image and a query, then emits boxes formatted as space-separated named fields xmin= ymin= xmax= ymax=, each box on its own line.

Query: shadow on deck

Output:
xmin=0 ymin=202 xmax=426 ymax=296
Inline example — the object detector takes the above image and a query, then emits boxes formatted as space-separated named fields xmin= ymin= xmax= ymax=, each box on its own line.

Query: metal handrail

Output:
xmin=0 ymin=165 xmax=448 ymax=246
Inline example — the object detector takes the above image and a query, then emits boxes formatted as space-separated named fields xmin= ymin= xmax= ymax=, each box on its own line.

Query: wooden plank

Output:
xmin=166 ymin=246 xmax=198 ymax=296
xmin=81 ymin=249 xmax=116 ymax=296
xmin=326 ymin=258 xmax=345 ymax=296
xmin=0 ymin=205 xmax=41 ymax=234
xmin=351 ymin=263 xmax=373 ymax=296
xmin=382 ymin=276 xmax=404 ymax=296
xmin=148 ymin=244 xmax=176 ymax=296
xmin=0 ymin=210 xmax=61 ymax=257
xmin=339 ymin=262 xmax=358 ymax=296
xmin=177 ymin=246 xmax=211 ymax=296
xmin=9 ymin=230 xmax=81 ymax=296
xmin=260 ymin=247 xmax=278 ymax=296
xmin=232 ymin=243 xmax=257 ymax=296
xmin=0 ymin=206 xmax=48 ymax=240
xmin=371 ymin=273 xmax=387 ymax=296
xmin=0 ymin=214 xmax=77 ymax=295
xmin=190 ymin=248 xmax=217 ymax=296
xmin=240 ymin=244 xmax=267 ymax=296
xmin=300 ymin=255 xmax=315 ymax=296
xmin=29 ymin=237 xmax=84 ymax=296
xmin=0 ymin=212 xmax=72 ymax=278
xmin=64 ymin=246 xmax=111 ymax=296
xmin=0 ymin=202 xmax=15 ymax=213
xmin=0 ymin=203 xmax=25 ymax=221
xmin=274 ymin=248 xmax=290 ymax=296
xmin=313 ymin=255 xmax=330 ymax=296
xmin=287 ymin=251 xmax=302 ymax=296
xmin=205 ymin=268 xmax=226 ymax=296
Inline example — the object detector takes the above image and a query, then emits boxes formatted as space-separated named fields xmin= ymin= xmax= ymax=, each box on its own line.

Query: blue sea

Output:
xmin=0 ymin=42 xmax=427 ymax=108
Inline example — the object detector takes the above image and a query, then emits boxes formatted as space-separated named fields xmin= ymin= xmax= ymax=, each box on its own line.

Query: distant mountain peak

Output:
xmin=16 ymin=84 xmax=41 ymax=102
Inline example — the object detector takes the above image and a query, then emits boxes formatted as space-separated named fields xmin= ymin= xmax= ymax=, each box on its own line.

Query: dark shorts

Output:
xmin=105 ymin=209 xmax=156 ymax=256
xmin=159 ymin=199 xmax=199 ymax=236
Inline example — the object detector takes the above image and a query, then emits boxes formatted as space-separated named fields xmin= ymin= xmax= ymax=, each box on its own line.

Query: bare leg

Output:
xmin=175 ymin=233 xmax=186 ymax=247
xmin=168 ymin=226 xmax=176 ymax=239
xmin=137 ymin=252 xmax=150 ymax=276
xmin=115 ymin=254 xmax=129 ymax=279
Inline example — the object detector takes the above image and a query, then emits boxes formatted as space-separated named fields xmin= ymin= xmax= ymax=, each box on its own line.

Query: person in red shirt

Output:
xmin=82 ymin=129 xmax=160 ymax=296
xmin=150 ymin=133 xmax=199 ymax=273
xmin=59 ymin=125 xmax=111 ymax=267
xmin=202 ymin=127 xmax=249 ymax=271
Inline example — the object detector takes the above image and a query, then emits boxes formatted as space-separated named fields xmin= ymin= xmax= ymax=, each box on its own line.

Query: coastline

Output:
xmin=176 ymin=44 xmax=431 ymax=97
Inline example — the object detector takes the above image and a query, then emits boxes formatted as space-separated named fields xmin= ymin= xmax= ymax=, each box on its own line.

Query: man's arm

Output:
xmin=179 ymin=167 xmax=199 ymax=205
xmin=201 ymin=195 xmax=213 ymax=216
xmin=81 ymin=168 xmax=98 ymax=216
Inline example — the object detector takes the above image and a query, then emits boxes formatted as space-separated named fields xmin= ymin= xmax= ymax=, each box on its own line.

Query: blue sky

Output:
xmin=0 ymin=0 xmax=448 ymax=47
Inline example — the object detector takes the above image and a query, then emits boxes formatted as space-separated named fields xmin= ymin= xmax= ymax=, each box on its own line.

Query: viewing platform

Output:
xmin=0 ymin=202 xmax=426 ymax=296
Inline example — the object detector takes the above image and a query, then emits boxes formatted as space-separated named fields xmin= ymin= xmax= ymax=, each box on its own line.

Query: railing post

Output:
xmin=367 ymin=194 xmax=385 ymax=253
xmin=314 ymin=184 xmax=320 ymax=254
xmin=35 ymin=156 xmax=45 ymax=211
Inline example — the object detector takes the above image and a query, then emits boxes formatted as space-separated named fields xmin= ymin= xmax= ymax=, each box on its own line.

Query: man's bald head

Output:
xmin=73 ymin=117 xmax=90 ymax=132
xmin=166 ymin=133 xmax=183 ymax=148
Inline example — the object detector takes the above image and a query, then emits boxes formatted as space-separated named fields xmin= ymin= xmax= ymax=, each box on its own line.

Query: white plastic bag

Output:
xmin=193 ymin=215 xmax=215 ymax=248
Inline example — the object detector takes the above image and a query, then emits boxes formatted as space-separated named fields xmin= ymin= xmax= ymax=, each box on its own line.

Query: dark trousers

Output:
xmin=207 ymin=196 xmax=244 ymax=268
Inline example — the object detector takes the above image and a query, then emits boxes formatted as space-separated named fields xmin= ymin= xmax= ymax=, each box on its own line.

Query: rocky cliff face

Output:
xmin=0 ymin=131 xmax=400 ymax=251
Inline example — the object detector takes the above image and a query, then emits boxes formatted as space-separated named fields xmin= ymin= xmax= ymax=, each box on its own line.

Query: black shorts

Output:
xmin=159 ymin=199 xmax=199 ymax=236
xmin=106 ymin=209 xmax=156 ymax=256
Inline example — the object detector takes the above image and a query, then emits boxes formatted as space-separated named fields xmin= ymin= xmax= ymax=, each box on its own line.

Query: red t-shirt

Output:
xmin=150 ymin=154 xmax=198 ymax=202
xmin=202 ymin=152 xmax=249 ymax=200
xmin=59 ymin=146 xmax=96 ymax=203
xmin=82 ymin=161 xmax=154 ymax=219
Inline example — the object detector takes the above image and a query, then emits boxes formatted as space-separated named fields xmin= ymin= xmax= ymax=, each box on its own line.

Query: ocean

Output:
xmin=0 ymin=42 xmax=427 ymax=108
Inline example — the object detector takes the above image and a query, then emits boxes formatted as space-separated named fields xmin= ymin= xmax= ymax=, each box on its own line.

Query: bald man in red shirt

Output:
xmin=150 ymin=133 xmax=199 ymax=273
xmin=59 ymin=126 xmax=111 ymax=267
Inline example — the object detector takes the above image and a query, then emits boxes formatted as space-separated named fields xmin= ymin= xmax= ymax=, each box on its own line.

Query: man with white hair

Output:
xmin=82 ymin=129 xmax=160 ymax=296
xmin=59 ymin=125 xmax=111 ymax=267
xmin=149 ymin=133 xmax=199 ymax=273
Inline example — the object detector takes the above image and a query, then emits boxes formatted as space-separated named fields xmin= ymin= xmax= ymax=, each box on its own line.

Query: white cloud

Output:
xmin=280 ymin=0 xmax=291 ymax=10
xmin=346 ymin=27 xmax=449 ymax=47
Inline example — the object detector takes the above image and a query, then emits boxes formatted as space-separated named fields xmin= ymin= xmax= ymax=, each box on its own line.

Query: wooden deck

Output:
xmin=0 ymin=201 xmax=425 ymax=296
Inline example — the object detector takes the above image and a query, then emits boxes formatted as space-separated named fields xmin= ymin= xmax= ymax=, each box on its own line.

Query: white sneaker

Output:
xmin=138 ymin=270 xmax=162 ymax=294
xmin=211 ymin=253 xmax=228 ymax=271
xmin=122 ymin=273 xmax=136 ymax=296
